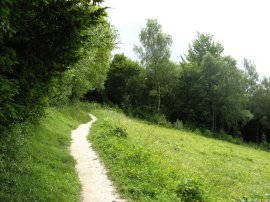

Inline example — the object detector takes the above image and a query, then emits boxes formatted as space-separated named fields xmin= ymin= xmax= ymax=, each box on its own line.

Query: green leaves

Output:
xmin=187 ymin=32 xmax=224 ymax=65
xmin=0 ymin=0 xmax=111 ymax=132
xmin=105 ymin=54 xmax=146 ymax=106
xmin=177 ymin=34 xmax=248 ymax=133
xmin=134 ymin=19 xmax=175 ymax=113
xmin=134 ymin=19 xmax=172 ymax=66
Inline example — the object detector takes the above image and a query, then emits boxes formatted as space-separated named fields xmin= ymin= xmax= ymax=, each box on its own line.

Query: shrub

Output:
xmin=260 ymin=134 xmax=269 ymax=150
xmin=176 ymin=178 xmax=205 ymax=202
xmin=217 ymin=129 xmax=227 ymax=139
xmin=174 ymin=119 xmax=183 ymax=130
xmin=185 ymin=121 xmax=196 ymax=131
xmin=202 ymin=129 xmax=212 ymax=137
xmin=194 ymin=128 xmax=201 ymax=135
xmin=109 ymin=125 xmax=128 ymax=138
xmin=151 ymin=114 xmax=172 ymax=127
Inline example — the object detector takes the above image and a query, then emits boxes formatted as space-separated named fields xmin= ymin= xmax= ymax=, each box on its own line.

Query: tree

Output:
xmin=243 ymin=58 xmax=259 ymax=96
xmin=104 ymin=54 xmax=146 ymax=108
xmin=215 ymin=56 xmax=249 ymax=133
xmin=200 ymin=52 xmax=220 ymax=131
xmin=176 ymin=33 xmax=248 ymax=134
xmin=0 ymin=0 xmax=18 ymax=131
xmin=243 ymin=77 xmax=270 ymax=142
xmin=186 ymin=32 xmax=224 ymax=65
xmin=176 ymin=33 xmax=224 ymax=129
xmin=0 ymin=0 xmax=107 ymax=129
xmin=134 ymin=19 xmax=172 ymax=113
xmin=68 ymin=21 xmax=116 ymax=101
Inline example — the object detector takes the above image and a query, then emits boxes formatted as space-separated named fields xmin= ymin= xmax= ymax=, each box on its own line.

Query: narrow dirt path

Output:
xmin=70 ymin=114 xmax=125 ymax=202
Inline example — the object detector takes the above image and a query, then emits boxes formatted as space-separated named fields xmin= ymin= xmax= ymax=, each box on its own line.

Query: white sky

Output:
xmin=104 ymin=0 xmax=270 ymax=77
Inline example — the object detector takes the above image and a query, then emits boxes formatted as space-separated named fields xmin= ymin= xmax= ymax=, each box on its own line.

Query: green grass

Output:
xmin=89 ymin=106 xmax=270 ymax=202
xmin=0 ymin=102 xmax=97 ymax=201
xmin=1 ymin=103 xmax=269 ymax=201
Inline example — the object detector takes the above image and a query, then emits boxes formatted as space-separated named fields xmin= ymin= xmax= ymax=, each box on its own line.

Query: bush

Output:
xmin=260 ymin=134 xmax=269 ymax=150
xmin=151 ymin=114 xmax=172 ymax=127
xmin=185 ymin=121 xmax=196 ymax=131
xmin=215 ymin=129 xmax=226 ymax=139
xmin=202 ymin=129 xmax=212 ymax=137
xmin=194 ymin=128 xmax=201 ymax=135
xmin=174 ymin=119 xmax=183 ymax=130
xmin=108 ymin=125 xmax=128 ymax=138
xmin=176 ymin=178 xmax=205 ymax=202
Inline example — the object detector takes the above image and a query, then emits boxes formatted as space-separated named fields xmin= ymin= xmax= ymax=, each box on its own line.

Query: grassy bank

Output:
xmin=0 ymin=103 xmax=96 ymax=201
xmin=89 ymin=107 xmax=270 ymax=201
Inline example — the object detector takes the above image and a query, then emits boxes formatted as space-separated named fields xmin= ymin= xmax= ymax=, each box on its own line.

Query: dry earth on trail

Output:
xmin=70 ymin=114 xmax=125 ymax=202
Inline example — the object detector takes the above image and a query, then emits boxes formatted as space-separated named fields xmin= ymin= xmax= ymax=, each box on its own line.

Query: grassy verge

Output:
xmin=0 ymin=102 xmax=96 ymax=201
xmin=89 ymin=106 xmax=270 ymax=202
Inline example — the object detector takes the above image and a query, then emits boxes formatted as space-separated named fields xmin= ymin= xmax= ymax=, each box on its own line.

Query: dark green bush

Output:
xmin=202 ymin=129 xmax=212 ymax=137
xmin=176 ymin=178 xmax=205 ymax=202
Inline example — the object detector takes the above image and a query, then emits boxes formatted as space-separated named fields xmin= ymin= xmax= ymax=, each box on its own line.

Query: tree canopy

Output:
xmin=0 ymin=0 xmax=111 ymax=131
xmin=134 ymin=19 xmax=173 ymax=113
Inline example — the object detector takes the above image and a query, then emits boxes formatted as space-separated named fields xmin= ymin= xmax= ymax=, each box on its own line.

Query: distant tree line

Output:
xmin=96 ymin=19 xmax=270 ymax=145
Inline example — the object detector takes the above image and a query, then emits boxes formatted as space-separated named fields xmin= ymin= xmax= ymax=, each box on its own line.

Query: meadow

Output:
xmin=90 ymin=107 xmax=270 ymax=201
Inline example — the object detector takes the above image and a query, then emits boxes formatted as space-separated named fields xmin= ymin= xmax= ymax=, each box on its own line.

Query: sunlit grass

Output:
xmin=90 ymin=107 xmax=270 ymax=201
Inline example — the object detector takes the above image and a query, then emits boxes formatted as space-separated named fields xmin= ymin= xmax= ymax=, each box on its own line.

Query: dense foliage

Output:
xmin=49 ymin=21 xmax=116 ymax=105
xmin=0 ymin=0 xmax=116 ymax=137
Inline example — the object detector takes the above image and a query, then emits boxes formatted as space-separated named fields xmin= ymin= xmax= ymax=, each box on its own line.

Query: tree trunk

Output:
xmin=212 ymin=104 xmax=216 ymax=131
xmin=157 ymin=80 xmax=161 ymax=113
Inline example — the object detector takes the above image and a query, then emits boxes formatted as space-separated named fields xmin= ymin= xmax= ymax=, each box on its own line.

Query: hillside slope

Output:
xmin=89 ymin=107 xmax=270 ymax=201
xmin=0 ymin=103 xmax=95 ymax=201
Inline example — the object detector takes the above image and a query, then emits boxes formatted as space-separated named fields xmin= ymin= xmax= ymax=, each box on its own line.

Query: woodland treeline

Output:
xmin=100 ymin=20 xmax=270 ymax=145
xmin=0 ymin=0 xmax=269 ymax=160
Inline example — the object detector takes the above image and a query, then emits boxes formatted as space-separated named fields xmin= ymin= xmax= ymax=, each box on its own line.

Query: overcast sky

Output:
xmin=104 ymin=0 xmax=270 ymax=77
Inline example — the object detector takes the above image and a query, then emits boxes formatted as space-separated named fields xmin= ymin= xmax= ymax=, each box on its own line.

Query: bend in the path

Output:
xmin=70 ymin=114 xmax=125 ymax=202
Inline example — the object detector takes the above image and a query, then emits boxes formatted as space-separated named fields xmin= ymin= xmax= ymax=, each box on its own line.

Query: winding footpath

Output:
xmin=70 ymin=114 xmax=125 ymax=202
